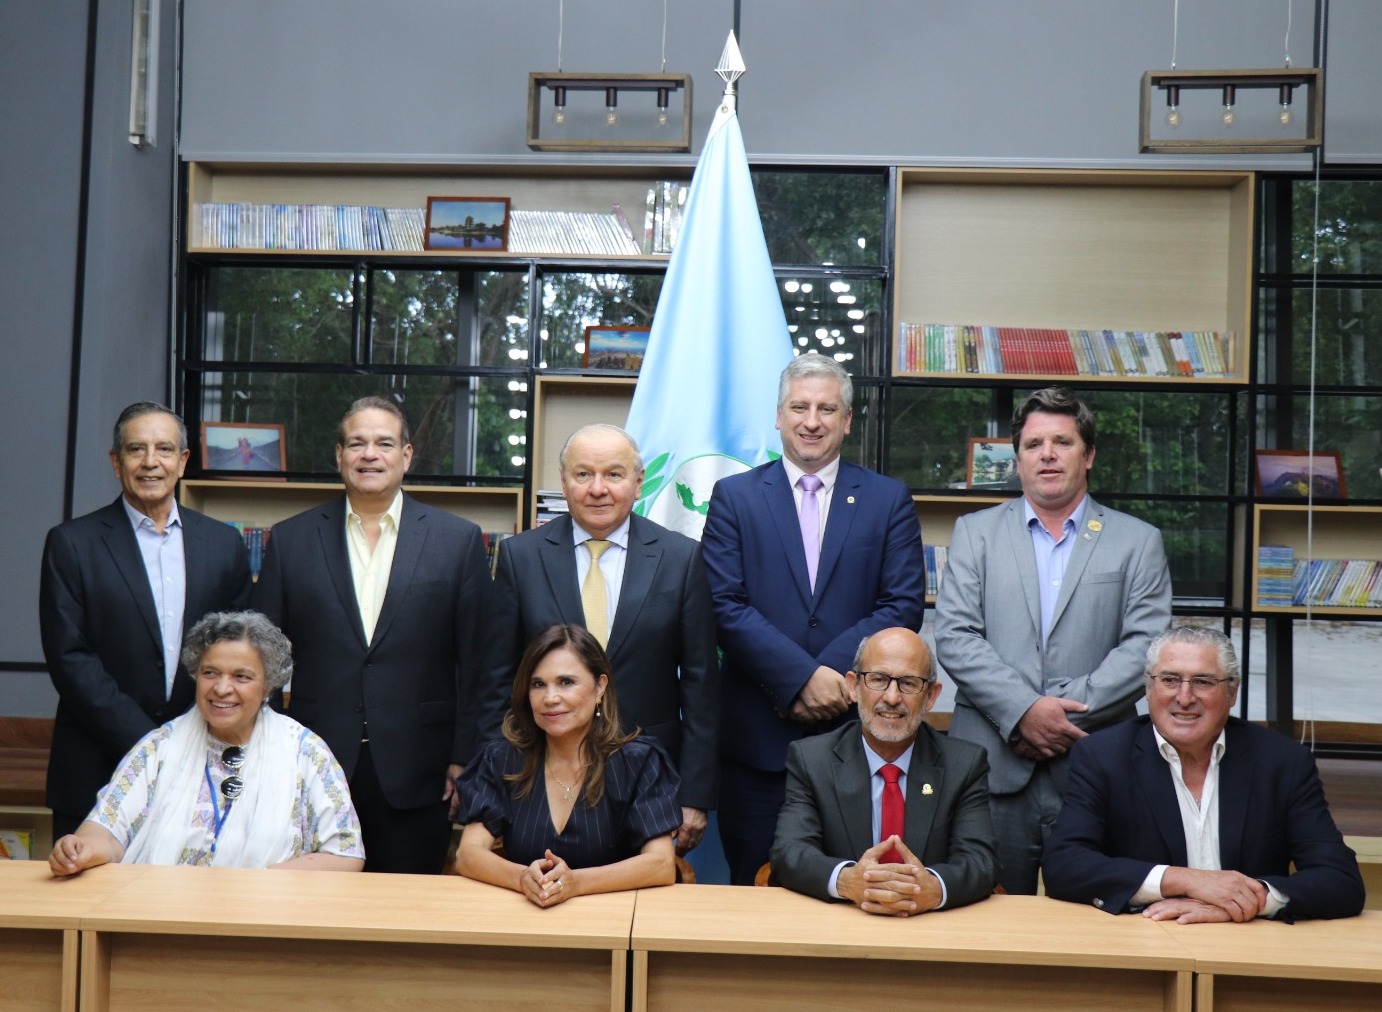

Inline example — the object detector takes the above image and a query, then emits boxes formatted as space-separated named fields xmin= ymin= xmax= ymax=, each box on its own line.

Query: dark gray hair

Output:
xmin=112 ymin=402 xmax=187 ymax=455
xmin=1144 ymin=625 xmax=1241 ymax=685
xmin=558 ymin=423 xmax=645 ymax=473
xmin=181 ymin=611 xmax=294 ymax=693
xmin=1010 ymin=386 xmax=1096 ymax=452
xmin=337 ymin=395 xmax=411 ymax=446
xmin=852 ymin=629 xmax=936 ymax=681
xmin=778 ymin=352 xmax=853 ymax=413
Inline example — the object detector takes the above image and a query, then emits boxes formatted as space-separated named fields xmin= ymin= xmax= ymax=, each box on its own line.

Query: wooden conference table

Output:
xmin=3 ymin=861 xmax=1380 ymax=1011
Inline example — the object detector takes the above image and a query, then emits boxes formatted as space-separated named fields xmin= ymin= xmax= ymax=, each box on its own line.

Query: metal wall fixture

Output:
xmin=527 ymin=73 xmax=693 ymax=153
xmin=1140 ymin=67 xmax=1322 ymax=154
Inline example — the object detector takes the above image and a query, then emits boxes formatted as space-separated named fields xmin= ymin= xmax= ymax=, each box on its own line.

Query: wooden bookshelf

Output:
xmin=1252 ymin=504 xmax=1382 ymax=617
xmin=185 ymin=161 xmax=689 ymax=259
xmin=529 ymin=375 xmax=637 ymax=524
xmin=179 ymin=479 xmax=522 ymax=534
xmin=893 ymin=168 xmax=1253 ymax=382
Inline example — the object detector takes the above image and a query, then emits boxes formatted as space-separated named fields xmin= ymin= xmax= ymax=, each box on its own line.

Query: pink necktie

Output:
xmin=880 ymin=763 xmax=904 ymax=863
xmin=798 ymin=474 xmax=823 ymax=591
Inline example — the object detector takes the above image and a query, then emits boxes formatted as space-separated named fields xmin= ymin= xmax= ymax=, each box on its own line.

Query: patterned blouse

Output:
xmin=88 ymin=723 xmax=364 ymax=866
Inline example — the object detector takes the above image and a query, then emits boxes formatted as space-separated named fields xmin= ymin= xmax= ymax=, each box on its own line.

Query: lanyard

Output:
xmin=204 ymin=765 xmax=234 ymax=858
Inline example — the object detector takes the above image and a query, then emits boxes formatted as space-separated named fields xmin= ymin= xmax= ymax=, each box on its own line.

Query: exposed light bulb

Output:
xmin=657 ymin=109 xmax=669 ymax=127
xmin=552 ymin=86 xmax=567 ymax=127
xmin=1279 ymin=84 xmax=1294 ymax=128
xmin=553 ymin=107 xmax=566 ymax=126
xmin=1164 ymin=85 xmax=1180 ymax=129
xmin=656 ymin=87 xmax=670 ymax=127
xmin=1221 ymin=85 xmax=1236 ymax=128
xmin=1222 ymin=105 xmax=1235 ymax=127
xmin=605 ymin=87 xmax=618 ymax=127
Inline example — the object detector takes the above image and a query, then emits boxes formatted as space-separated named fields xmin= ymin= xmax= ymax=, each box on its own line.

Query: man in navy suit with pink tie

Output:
xmin=702 ymin=353 xmax=926 ymax=884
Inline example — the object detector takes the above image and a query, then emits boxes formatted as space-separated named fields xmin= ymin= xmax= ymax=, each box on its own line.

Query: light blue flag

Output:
xmin=625 ymin=38 xmax=793 ymax=540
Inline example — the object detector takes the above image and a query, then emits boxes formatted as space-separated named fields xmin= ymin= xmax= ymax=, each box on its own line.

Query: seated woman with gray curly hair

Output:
xmin=49 ymin=610 xmax=364 ymax=875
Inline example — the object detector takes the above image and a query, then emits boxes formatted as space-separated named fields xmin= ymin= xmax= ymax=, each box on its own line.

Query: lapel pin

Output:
xmin=1087 ymin=519 xmax=1102 ymax=532
xmin=921 ymin=783 xmax=934 ymax=795
xmin=847 ymin=496 xmax=856 ymax=504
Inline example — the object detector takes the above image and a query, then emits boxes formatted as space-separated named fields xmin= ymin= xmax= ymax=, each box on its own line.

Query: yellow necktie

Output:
xmin=582 ymin=539 xmax=612 ymax=646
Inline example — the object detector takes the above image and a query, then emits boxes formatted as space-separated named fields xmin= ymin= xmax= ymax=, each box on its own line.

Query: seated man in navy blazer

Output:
xmin=771 ymin=628 xmax=1000 ymax=915
xmin=1043 ymin=625 xmax=1365 ymax=922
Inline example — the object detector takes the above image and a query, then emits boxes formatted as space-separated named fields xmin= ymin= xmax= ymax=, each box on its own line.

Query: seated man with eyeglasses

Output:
xmin=1043 ymin=625 xmax=1364 ymax=922
xmin=770 ymin=628 xmax=1000 ymax=915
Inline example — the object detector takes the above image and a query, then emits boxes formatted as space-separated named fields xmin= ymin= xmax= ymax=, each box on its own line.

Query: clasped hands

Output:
xmin=836 ymin=837 xmax=942 ymax=917
xmin=519 ymin=848 xmax=577 ymax=908
xmin=1012 ymin=696 xmax=1088 ymax=761
xmin=1143 ymin=867 xmax=1270 ymax=924
xmin=782 ymin=666 xmax=851 ymax=724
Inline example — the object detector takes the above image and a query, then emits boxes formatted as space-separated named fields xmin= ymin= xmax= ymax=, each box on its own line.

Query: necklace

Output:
xmin=546 ymin=762 xmax=586 ymax=801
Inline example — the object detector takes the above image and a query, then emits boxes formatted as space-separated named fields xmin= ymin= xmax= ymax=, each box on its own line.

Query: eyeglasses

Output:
xmin=1148 ymin=674 xmax=1234 ymax=697
xmin=857 ymin=671 xmax=934 ymax=695
xmin=220 ymin=746 xmax=245 ymax=800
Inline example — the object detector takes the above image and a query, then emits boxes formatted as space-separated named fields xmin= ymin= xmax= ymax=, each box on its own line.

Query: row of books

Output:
xmin=1257 ymin=545 xmax=1382 ymax=608
xmin=481 ymin=531 xmax=513 ymax=576
xmin=197 ymin=203 xmax=428 ymax=252
xmin=535 ymin=489 xmax=569 ymax=527
xmin=895 ymin=323 xmax=1238 ymax=379
xmin=508 ymin=208 xmax=640 ymax=256
xmin=923 ymin=545 xmax=949 ymax=599
xmin=228 ymin=524 xmax=272 ymax=580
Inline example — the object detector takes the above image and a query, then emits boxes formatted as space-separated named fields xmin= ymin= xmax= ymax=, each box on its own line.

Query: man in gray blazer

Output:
xmin=935 ymin=387 xmax=1171 ymax=894
xmin=771 ymin=628 xmax=999 ymax=914
xmin=477 ymin=424 xmax=718 ymax=853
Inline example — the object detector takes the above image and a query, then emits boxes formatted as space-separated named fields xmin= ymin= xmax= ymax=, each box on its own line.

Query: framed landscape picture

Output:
xmin=583 ymin=324 xmax=652 ymax=371
xmin=201 ymin=422 xmax=286 ymax=473
xmin=1254 ymin=449 xmax=1347 ymax=499
xmin=424 ymin=196 xmax=511 ymax=251
xmin=966 ymin=437 xmax=1020 ymax=490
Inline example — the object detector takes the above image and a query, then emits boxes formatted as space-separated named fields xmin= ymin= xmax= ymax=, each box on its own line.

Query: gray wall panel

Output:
xmin=0 ymin=0 xmax=89 ymax=711
xmin=1323 ymin=0 xmax=1382 ymax=162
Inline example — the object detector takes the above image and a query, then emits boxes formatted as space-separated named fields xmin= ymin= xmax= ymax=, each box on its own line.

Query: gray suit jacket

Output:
xmin=934 ymin=496 xmax=1171 ymax=795
xmin=476 ymin=512 xmax=719 ymax=810
xmin=770 ymin=721 xmax=1000 ymax=909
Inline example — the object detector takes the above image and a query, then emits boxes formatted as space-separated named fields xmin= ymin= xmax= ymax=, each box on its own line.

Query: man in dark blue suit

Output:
xmin=41 ymin=402 xmax=251 ymax=838
xmin=1043 ymin=625 xmax=1365 ymax=921
xmin=702 ymin=353 xmax=926 ymax=884
xmin=254 ymin=397 xmax=489 ymax=873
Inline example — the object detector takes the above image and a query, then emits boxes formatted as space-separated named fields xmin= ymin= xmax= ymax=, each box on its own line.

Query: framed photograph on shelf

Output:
xmin=583 ymin=325 xmax=653 ymax=371
xmin=966 ymin=437 xmax=1020 ymax=490
xmin=201 ymin=422 xmax=287 ymax=474
xmin=424 ymin=196 xmax=511 ymax=251
xmin=1253 ymin=449 xmax=1347 ymax=499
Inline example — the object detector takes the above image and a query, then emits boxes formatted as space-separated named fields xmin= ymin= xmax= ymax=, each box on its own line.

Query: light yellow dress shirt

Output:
xmin=345 ymin=490 xmax=403 ymax=646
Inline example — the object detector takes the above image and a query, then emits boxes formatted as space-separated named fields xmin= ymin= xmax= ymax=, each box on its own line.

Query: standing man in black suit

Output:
xmin=41 ymin=402 xmax=251 ymax=838
xmin=254 ymin=396 xmax=489 ymax=873
xmin=479 ymin=423 xmax=718 ymax=853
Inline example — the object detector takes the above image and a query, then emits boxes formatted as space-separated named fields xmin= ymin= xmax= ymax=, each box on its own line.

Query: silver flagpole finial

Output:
xmin=715 ymin=31 xmax=746 ymax=113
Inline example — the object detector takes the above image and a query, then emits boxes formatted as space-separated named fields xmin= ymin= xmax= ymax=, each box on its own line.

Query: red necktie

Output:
xmin=880 ymin=763 xmax=904 ymax=863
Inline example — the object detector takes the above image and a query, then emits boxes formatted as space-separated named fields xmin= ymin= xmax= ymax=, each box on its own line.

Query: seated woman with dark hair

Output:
xmin=453 ymin=624 xmax=680 ymax=907
xmin=49 ymin=610 xmax=363 ymax=875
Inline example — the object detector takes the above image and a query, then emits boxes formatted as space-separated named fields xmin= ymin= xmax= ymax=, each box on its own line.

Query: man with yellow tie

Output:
xmin=478 ymin=424 xmax=719 ymax=854
xmin=770 ymin=628 xmax=1000 ymax=915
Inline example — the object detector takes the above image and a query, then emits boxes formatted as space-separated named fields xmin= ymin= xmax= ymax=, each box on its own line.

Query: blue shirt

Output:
xmin=121 ymin=497 xmax=186 ymax=698
xmin=1024 ymin=495 xmax=1088 ymax=647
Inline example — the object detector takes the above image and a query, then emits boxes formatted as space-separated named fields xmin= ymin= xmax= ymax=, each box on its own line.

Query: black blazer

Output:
xmin=1042 ymin=715 xmax=1366 ymax=919
xmin=252 ymin=493 xmax=489 ymax=810
xmin=770 ymin=721 xmax=1000 ymax=909
xmin=40 ymin=497 xmax=251 ymax=819
xmin=477 ymin=511 xmax=719 ymax=810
